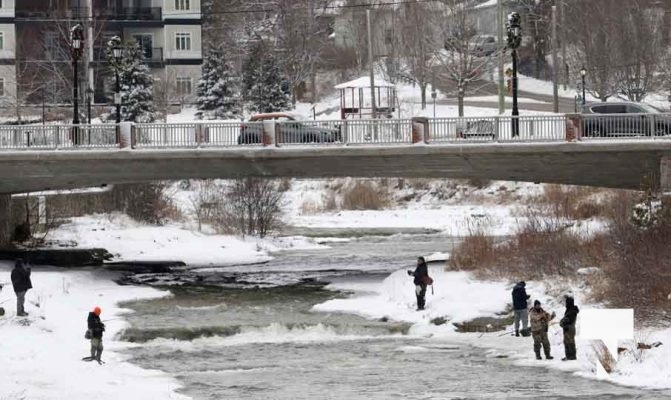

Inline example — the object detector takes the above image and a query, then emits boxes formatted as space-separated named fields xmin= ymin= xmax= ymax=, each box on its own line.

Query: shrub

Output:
xmin=341 ymin=181 xmax=390 ymax=210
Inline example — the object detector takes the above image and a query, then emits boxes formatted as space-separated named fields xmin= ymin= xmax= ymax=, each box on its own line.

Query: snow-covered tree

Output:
xmin=244 ymin=43 xmax=292 ymax=113
xmin=106 ymin=38 xmax=155 ymax=123
xmin=196 ymin=48 xmax=241 ymax=119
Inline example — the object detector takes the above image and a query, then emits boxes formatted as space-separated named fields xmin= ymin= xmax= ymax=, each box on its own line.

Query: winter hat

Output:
xmin=93 ymin=307 xmax=102 ymax=316
xmin=534 ymin=300 xmax=541 ymax=306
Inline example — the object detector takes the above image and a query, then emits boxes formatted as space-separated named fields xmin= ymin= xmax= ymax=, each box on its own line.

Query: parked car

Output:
xmin=470 ymin=35 xmax=497 ymax=57
xmin=237 ymin=112 xmax=341 ymax=144
xmin=581 ymin=102 xmax=671 ymax=137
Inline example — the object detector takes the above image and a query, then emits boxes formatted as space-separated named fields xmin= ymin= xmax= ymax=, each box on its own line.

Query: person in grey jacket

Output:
xmin=11 ymin=259 xmax=32 ymax=317
xmin=511 ymin=281 xmax=530 ymax=336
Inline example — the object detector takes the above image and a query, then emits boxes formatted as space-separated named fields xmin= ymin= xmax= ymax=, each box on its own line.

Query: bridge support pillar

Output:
xmin=0 ymin=194 xmax=11 ymax=248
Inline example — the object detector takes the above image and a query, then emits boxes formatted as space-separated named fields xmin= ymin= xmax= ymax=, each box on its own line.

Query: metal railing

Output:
xmin=94 ymin=7 xmax=162 ymax=21
xmin=1 ymin=114 xmax=670 ymax=151
xmin=0 ymin=124 xmax=118 ymax=150
xmin=430 ymin=115 xmax=566 ymax=143
xmin=580 ymin=113 xmax=671 ymax=139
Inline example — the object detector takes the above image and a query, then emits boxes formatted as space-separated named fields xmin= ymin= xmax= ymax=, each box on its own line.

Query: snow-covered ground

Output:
xmin=0 ymin=263 xmax=188 ymax=400
xmin=314 ymin=267 xmax=671 ymax=390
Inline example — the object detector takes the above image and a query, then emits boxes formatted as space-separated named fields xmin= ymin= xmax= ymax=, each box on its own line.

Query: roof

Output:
xmin=334 ymin=76 xmax=395 ymax=89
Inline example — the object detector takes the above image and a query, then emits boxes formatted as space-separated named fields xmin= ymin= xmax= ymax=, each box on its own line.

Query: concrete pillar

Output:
xmin=565 ymin=114 xmax=582 ymax=142
xmin=411 ymin=117 xmax=429 ymax=144
xmin=120 ymin=122 xmax=133 ymax=148
xmin=0 ymin=194 xmax=11 ymax=248
xmin=262 ymin=120 xmax=278 ymax=147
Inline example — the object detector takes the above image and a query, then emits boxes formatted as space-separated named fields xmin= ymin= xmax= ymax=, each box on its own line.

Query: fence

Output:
xmin=1 ymin=114 xmax=670 ymax=151
xmin=0 ymin=124 xmax=118 ymax=150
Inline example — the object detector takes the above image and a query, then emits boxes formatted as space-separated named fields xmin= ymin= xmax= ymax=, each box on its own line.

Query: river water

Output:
xmin=120 ymin=234 xmax=671 ymax=399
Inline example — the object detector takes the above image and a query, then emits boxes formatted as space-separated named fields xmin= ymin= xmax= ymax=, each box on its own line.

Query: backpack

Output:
xmin=84 ymin=329 xmax=92 ymax=340
xmin=422 ymin=275 xmax=434 ymax=286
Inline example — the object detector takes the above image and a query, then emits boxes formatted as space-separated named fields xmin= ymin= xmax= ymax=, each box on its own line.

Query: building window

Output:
xmin=0 ymin=32 xmax=4 ymax=50
xmin=175 ymin=0 xmax=190 ymax=10
xmin=176 ymin=77 xmax=192 ymax=96
xmin=0 ymin=78 xmax=5 ymax=96
xmin=175 ymin=33 xmax=191 ymax=51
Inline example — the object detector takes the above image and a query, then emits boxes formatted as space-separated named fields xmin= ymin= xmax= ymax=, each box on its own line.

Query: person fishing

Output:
xmin=86 ymin=306 xmax=106 ymax=364
xmin=407 ymin=256 xmax=430 ymax=311
xmin=511 ymin=281 xmax=530 ymax=337
xmin=560 ymin=295 xmax=579 ymax=361
xmin=11 ymin=259 xmax=32 ymax=317
xmin=529 ymin=300 xmax=555 ymax=360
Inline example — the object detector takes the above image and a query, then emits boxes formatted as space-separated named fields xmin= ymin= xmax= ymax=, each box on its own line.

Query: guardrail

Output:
xmin=1 ymin=114 xmax=670 ymax=151
xmin=0 ymin=124 xmax=118 ymax=150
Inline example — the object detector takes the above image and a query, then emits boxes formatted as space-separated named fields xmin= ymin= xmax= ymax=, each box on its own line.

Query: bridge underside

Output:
xmin=1 ymin=142 xmax=670 ymax=194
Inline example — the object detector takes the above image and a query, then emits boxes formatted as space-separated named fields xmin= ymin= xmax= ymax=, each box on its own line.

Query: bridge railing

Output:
xmin=429 ymin=115 xmax=566 ymax=142
xmin=0 ymin=124 xmax=118 ymax=150
xmin=1 ymin=114 xmax=670 ymax=150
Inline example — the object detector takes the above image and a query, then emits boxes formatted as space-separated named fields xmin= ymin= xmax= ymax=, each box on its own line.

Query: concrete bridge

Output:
xmin=1 ymin=115 xmax=671 ymax=245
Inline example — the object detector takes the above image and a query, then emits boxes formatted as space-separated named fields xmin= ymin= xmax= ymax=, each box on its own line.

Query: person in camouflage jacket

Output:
xmin=529 ymin=300 xmax=555 ymax=360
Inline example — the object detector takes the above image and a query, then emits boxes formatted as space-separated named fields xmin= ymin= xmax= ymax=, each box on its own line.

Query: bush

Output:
xmin=449 ymin=217 xmax=495 ymax=270
xmin=341 ymin=181 xmax=390 ymax=210
xmin=110 ymin=183 xmax=174 ymax=225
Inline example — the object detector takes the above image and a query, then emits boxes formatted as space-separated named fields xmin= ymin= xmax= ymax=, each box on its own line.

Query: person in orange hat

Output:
xmin=86 ymin=306 xmax=105 ymax=363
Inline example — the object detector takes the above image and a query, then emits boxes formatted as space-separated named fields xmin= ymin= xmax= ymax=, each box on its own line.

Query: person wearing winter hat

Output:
xmin=529 ymin=299 xmax=555 ymax=360
xmin=511 ymin=281 xmax=530 ymax=336
xmin=87 ymin=306 xmax=105 ymax=364
xmin=560 ymin=295 xmax=580 ymax=361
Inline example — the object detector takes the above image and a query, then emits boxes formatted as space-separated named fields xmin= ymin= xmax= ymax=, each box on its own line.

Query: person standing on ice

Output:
xmin=11 ymin=259 xmax=32 ymax=317
xmin=407 ymin=256 xmax=429 ymax=311
xmin=529 ymin=300 xmax=555 ymax=360
xmin=511 ymin=281 xmax=530 ymax=336
xmin=87 ymin=306 xmax=106 ymax=364
xmin=559 ymin=295 xmax=579 ymax=361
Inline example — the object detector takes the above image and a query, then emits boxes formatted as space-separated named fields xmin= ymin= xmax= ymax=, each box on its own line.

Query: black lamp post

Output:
xmin=580 ymin=66 xmax=587 ymax=105
xmin=111 ymin=36 xmax=123 ymax=125
xmin=506 ymin=12 xmax=522 ymax=138
xmin=71 ymin=24 xmax=84 ymax=144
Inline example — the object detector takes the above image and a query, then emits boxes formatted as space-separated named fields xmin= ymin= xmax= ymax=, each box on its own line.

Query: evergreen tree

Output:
xmin=107 ymin=39 xmax=155 ymax=123
xmin=242 ymin=41 xmax=265 ymax=98
xmin=244 ymin=44 xmax=292 ymax=113
xmin=196 ymin=48 xmax=241 ymax=119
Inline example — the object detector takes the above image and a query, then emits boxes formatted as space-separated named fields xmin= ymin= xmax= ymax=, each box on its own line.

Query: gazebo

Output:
xmin=335 ymin=76 xmax=397 ymax=120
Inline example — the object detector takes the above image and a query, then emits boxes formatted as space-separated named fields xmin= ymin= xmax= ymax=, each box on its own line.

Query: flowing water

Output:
xmin=120 ymin=234 xmax=671 ymax=399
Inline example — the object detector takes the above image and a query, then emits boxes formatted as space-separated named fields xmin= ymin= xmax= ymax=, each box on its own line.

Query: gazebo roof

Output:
xmin=334 ymin=76 xmax=395 ymax=89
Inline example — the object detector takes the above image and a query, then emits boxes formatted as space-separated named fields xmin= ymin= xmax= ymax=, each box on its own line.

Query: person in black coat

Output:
xmin=407 ymin=256 xmax=429 ymax=311
xmin=560 ymin=296 xmax=580 ymax=361
xmin=87 ymin=306 xmax=105 ymax=363
xmin=511 ymin=281 xmax=530 ymax=336
xmin=11 ymin=259 xmax=32 ymax=317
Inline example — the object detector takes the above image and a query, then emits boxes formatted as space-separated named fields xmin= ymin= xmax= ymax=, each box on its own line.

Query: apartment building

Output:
xmin=0 ymin=0 xmax=202 ymax=109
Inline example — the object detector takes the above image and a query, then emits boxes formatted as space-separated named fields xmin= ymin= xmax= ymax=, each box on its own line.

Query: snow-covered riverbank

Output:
xmin=0 ymin=263 xmax=188 ymax=400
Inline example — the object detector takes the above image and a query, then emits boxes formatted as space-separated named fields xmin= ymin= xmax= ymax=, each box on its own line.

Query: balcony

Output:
xmin=93 ymin=7 xmax=162 ymax=21
xmin=16 ymin=7 xmax=90 ymax=19
xmin=94 ymin=47 xmax=164 ymax=67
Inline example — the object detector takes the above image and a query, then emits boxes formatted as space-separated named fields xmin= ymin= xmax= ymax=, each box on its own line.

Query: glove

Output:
xmin=407 ymin=270 xmax=413 ymax=276
xmin=551 ymin=312 xmax=556 ymax=319
xmin=526 ymin=295 xmax=530 ymax=299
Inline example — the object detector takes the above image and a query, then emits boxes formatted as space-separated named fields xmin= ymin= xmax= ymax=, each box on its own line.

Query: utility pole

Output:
xmin=367 ymin=9 xmax=377 ymax=119
xmin=560 ymin=0 xmax=568 ymax=90
xmin=497 ymin=0 xmax=505 ymax=114
xmin=552 ymin=5 xmax=559 ymax=113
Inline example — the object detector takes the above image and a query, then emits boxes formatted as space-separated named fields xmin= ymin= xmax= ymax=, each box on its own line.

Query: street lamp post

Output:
xmin=506 ymin=12 xmax=522 ymax=137
xmin=70 ymin=24 xmax=84 ymax=144
xmin=580 ymin=66 xmax=587 ymax=105
xmin=111 ymin=36 xmax=123 ymax=125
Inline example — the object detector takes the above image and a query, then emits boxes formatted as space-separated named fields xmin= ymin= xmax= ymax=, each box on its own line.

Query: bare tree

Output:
xmin=214 ymin=178 xmax=285 ymax=238
xmin=433 ymin=0 xmax=496 ymax=116
xmin=397 ymin=1 xmax=436 ymax=109
xmin=188 ymin=180 xmax=222 ymax=232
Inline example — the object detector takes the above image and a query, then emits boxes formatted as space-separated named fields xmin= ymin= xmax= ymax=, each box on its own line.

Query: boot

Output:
xmin=568 ymin=344 xmax=577 ymax=360
xmin=535 ymin=350 xmax=542 ymax=360
xmin=544 ymin=348 xmax=553 ymax=360
xmin=90 ymin=347 xmax=96 ymax=360
xmin=515 ymin=330 xmax=520 ymax=337
xmin=95 ymin=348 xmax=103 ymax=363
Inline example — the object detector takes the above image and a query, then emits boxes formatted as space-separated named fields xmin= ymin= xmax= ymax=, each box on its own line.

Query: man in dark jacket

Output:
xmin=511 ymin=281 xmax=530 ymax=336
xmin=560 ymin=295 xmax=579 ymax=361
xmin=407 ymin=256 xmax=429 ymax=311
xmin=11 ymin=259 xmax=32 ymax=317
xmin=87 ymin=306 xmax=105 ymax=364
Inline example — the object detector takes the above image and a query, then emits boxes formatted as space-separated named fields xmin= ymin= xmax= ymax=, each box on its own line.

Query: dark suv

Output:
xmin=238 ymin=113 xmax=341 ymax=144
xmin=581 ymin=102 xmax=671 ymax=137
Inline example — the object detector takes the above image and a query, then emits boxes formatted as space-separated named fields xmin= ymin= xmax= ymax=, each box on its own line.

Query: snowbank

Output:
xmin=314 ymin=269 xmax=671 ymax=390
xmin=44 ymin=213 xmax=325 ymax=266
xmin=0 ymin=262 xmax=189 ymax=400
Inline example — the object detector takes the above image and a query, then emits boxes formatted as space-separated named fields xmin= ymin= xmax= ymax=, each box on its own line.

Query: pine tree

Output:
xmin=244 ymin=44 xmax=292 ymax=114
xmin=107 ymin=39 xmax=156 ymax=123
xmin=196 ymin=48 xmax=241 ymax=119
